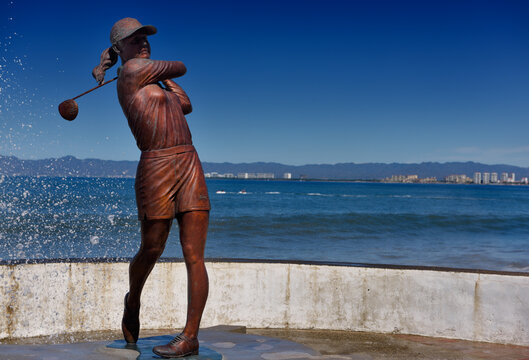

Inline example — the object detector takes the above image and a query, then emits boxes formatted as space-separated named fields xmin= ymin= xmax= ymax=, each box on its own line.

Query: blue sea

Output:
xmin=0 ymin=176 xmax=528 ymax=272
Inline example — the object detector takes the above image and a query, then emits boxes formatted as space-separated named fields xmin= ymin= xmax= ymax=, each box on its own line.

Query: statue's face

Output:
xmin=118 ymin=33 xmax=151 ymax=62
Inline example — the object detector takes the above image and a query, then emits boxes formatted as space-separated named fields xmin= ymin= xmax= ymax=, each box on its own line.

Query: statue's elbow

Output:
xmin=183 ymin=103 xmax=193 ymax=115
xmin=179 ymin=62 xmax=187 ymax=76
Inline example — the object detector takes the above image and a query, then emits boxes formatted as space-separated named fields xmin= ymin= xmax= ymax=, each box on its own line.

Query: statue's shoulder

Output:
xmin=121 ymin=58 xmax=154 ymax=75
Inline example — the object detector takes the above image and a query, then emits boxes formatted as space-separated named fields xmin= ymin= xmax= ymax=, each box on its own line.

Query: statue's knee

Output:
xmin=140 ymin=246 xmax=164 ymax=262
xmin=184 ymin=252 xmax=204 ymax=267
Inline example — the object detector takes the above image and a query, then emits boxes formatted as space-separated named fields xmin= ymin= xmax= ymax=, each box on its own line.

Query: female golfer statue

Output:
xmin=93 ymin=17 xmax=210 ymax=358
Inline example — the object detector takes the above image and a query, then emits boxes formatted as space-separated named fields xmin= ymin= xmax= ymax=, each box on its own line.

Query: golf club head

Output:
xmin=58 ymin=99 xmax=79 ymax=121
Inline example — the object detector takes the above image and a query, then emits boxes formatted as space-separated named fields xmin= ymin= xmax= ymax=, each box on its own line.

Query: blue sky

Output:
xmin=1 ymin=0 xmax=528 ymax=166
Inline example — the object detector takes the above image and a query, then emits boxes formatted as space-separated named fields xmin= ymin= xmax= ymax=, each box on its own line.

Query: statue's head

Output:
xmin=110 ymin=18 xmax=157 ymax=62
xmin=110 ymin=17 xmax=157 ymax=46
xmin=92 ymin=18 xmax=156 ymax=84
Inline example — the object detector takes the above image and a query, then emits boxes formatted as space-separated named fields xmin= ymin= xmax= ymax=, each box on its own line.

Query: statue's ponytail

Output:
xmin=92 ymin=47 xmax=118 ymax=84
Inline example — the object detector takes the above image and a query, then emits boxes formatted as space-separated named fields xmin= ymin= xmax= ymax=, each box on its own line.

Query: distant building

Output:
xmin=386 ymin=175 xmax=419 ymax=183
xmin=473 ymin=172 xmax=482 ymax=184
xmin=491 ymin=172 xmax=498 ymax=183
xmin=419 ymin=177 xmax=437 ymax=183
xmin=521 ymin=177 xmax=528 ymax=184
xmin=510 ymin=173 xmax=516 ymax=183
xmin=501 ymin=172 xmax=509 ymax=183
xmin=237 ymin=172 xmax=274 ymax=179
xmin=482 ymin=172 xmax=490 ymax=184
xmin=283 ymin=172 xmax=292 ymax=179
xmin=388 ymin=175 xmax=405 ymax=182
xmin=445 ymin=174 xmax=470 ymax=184
xmin=205 ymin=172 xmax=235 ymax=178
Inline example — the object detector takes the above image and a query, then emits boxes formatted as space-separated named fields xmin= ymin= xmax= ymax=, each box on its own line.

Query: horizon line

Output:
xmin=1 ymin=154 xmax=529 ymax=169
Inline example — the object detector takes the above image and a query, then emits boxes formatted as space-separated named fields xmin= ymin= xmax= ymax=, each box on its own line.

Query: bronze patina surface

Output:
xmin=92 ymin=17 xmax=210 ymax=358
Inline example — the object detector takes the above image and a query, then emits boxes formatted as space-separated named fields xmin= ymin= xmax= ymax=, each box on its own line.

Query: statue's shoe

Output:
xmin=152 ymin=333 xmax=199 ymax=358
xmin=121 ymin=293 xmax=140 ymax=344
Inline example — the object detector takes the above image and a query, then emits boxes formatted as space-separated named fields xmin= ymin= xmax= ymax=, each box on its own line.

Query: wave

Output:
xmin=2 ymin=176 xmax=529 ymax=270
xmin=210 ymin=212 xmax=529 ymax=235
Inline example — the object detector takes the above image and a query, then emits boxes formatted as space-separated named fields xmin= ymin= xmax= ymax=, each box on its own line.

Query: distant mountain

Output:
xmin=1 ymin=155 xmax=529 ymax=180
xmin=0 ymin=155 xmax=137 ymax=178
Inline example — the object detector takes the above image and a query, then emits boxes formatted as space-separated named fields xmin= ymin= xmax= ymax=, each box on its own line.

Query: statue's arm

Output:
xmin=161 ymin=79 xmax=192 ymax=115
xmin=122 ymin=58 xmax=187 ymax=87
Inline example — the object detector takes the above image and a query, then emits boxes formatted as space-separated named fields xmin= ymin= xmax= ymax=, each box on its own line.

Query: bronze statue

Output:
xmin=92 ymin=17 xmax=210 ymax=358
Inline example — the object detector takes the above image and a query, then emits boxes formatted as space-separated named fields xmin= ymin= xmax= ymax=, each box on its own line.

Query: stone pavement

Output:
xmin=248 ymin=328 xmax=529 ymax=360
xmin=1 ymin=326 xmax=529 ymax=360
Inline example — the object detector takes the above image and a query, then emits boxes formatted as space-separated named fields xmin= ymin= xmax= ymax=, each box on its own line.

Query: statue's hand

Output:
xmin=92 ymin=65 xmax=105 ymax=85
xmin=92 ymin=47 xmax=118 ymax=85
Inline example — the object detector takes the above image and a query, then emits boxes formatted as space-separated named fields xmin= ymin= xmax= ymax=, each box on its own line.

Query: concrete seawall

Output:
xmin=0 ymin=260 xmax=528 ymax=345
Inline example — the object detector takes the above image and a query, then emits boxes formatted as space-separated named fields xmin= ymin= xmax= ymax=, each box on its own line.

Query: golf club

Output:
xmin=58 ymin=76 xmax=118 ymax=121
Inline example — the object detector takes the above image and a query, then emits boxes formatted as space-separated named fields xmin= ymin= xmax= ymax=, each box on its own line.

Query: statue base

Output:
xmin=106 ymin=335 xmax=222 ymax=359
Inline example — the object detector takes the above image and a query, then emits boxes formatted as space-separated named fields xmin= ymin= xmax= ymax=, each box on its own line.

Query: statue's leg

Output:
xmin=177 ymin=210 xmax=209 ymax=339
xmin=152 ymin=211 xmax=208 ymax=356
xmin=123 ymin=218 xmax=172 ymax=343
xmin=128 ymin=218 xmax=173 ymax=308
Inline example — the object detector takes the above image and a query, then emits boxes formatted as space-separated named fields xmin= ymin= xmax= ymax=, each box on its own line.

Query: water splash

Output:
xmin=0 ymin=1 xmax=61 ymax=159
xmin=0 ymin=176 xmax=142 ymax=260
xmin=89 ymin=235 xmax=100 ymax=245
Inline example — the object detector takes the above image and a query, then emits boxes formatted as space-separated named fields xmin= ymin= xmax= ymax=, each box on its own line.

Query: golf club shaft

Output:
xmin=72 ymin=77 xmax=118 ymax=100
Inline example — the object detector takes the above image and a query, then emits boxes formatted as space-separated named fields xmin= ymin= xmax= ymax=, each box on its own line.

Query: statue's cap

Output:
xmin=110 ymin=17 xmax=157 ymax=45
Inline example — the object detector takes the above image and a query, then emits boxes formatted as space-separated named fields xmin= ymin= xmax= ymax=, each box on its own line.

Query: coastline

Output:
xmin=1 ymin=257 xmax=528 ymax=276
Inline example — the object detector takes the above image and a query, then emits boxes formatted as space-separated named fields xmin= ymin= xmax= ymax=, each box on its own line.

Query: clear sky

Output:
xmin=1 ymin=0 xmax=528 ymax=166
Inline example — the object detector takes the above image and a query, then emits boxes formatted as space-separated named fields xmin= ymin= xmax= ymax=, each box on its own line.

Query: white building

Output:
xmin=205 ymin=172 xmax=218 ymax=178
xmin=473 ymin=172 xmax=482 ymax=184
xmin=256 ymin=173 xmax=275 ymax=179
xmin=237 ymin=172 xmax=274 ymax=179
xmin=387 ymin=175 xmax=418 ymax=183
xmin=491 ymin=172 xmax=498 ymax=183
xmin=283 ymin=173 xmax=292 ymax=179
xmin=501 ymin=172 xmax=509 ymax=183
xmin=445 ymin=174 xmax=469 ymax=184
xmin=482 ymin=172 xmax=490 ymax=184
xmin=205 ymin=172 xmax=235 ymax=178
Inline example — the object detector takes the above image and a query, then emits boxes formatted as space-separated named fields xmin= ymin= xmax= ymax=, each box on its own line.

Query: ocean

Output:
xmin=0 ymin=176 xmax=528 ymax=272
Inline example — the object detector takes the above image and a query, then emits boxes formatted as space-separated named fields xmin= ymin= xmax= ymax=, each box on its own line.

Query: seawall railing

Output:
xmin=1 ymin=259 xmax=528 ymax=345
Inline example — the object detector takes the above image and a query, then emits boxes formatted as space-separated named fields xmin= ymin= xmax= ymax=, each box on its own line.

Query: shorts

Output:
xmin=135 ymin=145 xmax=211 ymax=220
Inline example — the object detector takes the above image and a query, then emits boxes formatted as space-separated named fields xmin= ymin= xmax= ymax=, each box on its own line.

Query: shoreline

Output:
xmin=1 ymin=257 xmax=528 ymax=276
xmin=3 ymin=174 xmax=529 ymax=185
